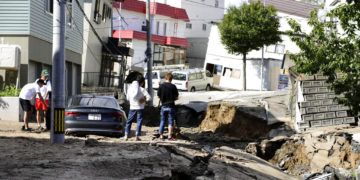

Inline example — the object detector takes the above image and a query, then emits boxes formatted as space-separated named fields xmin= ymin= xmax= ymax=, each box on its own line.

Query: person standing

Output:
xmin=35 ymin=69 xmax=52 ymax=130
xmin=123 ymin=74 xmax=151 ymax=141
xmin=19 ymin=79 xmax=45 ymax=131
xmin=157 ymin=73 xmax=179 ymax=140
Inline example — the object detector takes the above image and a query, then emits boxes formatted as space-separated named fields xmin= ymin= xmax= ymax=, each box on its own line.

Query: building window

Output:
xmin=266 ymin=44 xmax=285 ymax=54
xmin=101 ymin=4 xmax=112 ymax=23
xmin=215 ymin=0 xmax=219 ymax=7
xmin=93 ymin=0 xmax=101 ymax=24
xmin=202 ymin=24 xmax=207 ymax=31
xmin=223 ymin=67 xmax=240 ymax=79
xmin=156 ymin=21 xmax=160 ymax=35
xmin=66 ymin=0 xmax=73 ymax=28
xmin=45 ymin=0 xmax=53 ymax=14
xmin=163 ymin=23 xmax=167 ymax=36
xmin=102 ymin=4 xmax=106 ymax=22
xmin=186 ymin=23 xmax=192 ymax=29
xmin=174 ymin=23 xmax=178 ymax=36
xmin=275 ymin=44 xmax=285 ymax=54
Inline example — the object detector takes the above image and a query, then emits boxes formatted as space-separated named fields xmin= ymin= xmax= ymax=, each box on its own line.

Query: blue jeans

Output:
xmin=125 ymin=109 xmax=144 ymax=136
xmin=159 ymin=106 xmax=175 ymax=135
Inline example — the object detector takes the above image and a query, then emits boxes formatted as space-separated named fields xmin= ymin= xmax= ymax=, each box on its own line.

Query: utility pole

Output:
xmin=260 ymin=46 xmax=264 ymax=91
xmin=146 ymin=0 xmax=153 ymax=106
xmin=260 ymin=0 xmax=266 ymax=91
xmin=51 ymin=0 xmax=66 ymax=144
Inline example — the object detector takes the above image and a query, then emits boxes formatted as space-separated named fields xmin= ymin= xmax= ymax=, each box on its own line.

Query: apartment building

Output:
xmin=82 ymin=0 xmax=132 ymax=89
xmin=204 ymin=0 xmax=319 ymax=91
xmin=0 ymin=0 xmax=84 ymax=96
xmin=112 ymin=0 xmax=189 ymax=71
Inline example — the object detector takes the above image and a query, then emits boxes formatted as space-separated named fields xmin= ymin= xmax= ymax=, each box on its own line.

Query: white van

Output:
xmin=171 ymin=69 xmax=213 ymax=92
xmin=145 ymin=70 xmax=167 ymax=89
xmin=145 ymin=65 xmax=187 ymax=89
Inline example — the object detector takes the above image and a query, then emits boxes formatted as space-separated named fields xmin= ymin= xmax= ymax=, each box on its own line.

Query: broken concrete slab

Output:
xmin=209 ymin=146 xmax=296 ymax=179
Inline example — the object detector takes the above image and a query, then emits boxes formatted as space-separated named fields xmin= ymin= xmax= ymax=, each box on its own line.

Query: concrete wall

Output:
xmin=187 ymin=37 xmax=208 ymax=61
xmin=0 ymin=97 xmax=20 ymax=121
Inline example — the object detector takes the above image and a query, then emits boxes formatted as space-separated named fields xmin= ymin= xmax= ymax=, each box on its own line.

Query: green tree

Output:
xmin=218 ymin=1 xmax=281 ymax=90
xmin=288 ymin=1 xmax=360 ymax=114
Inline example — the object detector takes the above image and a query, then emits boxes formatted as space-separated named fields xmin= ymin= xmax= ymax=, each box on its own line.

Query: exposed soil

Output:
xmin=199 ymin=102 xmax=280 ymax=141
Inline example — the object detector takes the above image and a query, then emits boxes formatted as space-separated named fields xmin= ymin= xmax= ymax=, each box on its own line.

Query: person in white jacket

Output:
xmin=123 ymin=75 xmax=151 ymax=141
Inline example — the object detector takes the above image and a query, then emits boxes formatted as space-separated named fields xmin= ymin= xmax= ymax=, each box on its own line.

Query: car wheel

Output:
xmin=190 ymin=87 xmax=196 ymax=92
xmin=205 ymin=85 xmax=211 ymax=91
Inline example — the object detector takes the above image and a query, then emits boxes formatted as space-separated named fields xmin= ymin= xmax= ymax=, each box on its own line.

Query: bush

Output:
xmin=0 ymin=86 xmax=20 ymax=97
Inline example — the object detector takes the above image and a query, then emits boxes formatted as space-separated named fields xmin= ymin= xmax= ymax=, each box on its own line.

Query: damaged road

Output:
xmin=0 ymin=121 xmax=294 ymax=180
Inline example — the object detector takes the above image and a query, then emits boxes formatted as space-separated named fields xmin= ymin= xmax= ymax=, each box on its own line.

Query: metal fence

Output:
xmin=81 ymin=72 xmax=126 ymax=95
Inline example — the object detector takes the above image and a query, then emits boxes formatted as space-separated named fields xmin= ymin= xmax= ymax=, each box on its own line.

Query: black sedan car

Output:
xmin=65 ymin=95 xmax=126 ymax=137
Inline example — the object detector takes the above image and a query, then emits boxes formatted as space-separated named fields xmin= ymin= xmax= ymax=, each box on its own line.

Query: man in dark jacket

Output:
xmin=157 ymin=72 xmax=179 ymax=140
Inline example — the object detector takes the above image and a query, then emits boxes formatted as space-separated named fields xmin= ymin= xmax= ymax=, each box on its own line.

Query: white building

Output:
xmin=112 ymin=0 xmax=189 ymax=71
xmin=150 ymin=0 xmax=226 ymax=68
xmin=82 ymin=0 xmax=132 ymax=88
xmin=204 ymin=0 xmax=319 ymax=91
xmin=180 ymin=0 xmax=225 ymax=68
xmin=0 ymin=0 xmax=85 ymax=96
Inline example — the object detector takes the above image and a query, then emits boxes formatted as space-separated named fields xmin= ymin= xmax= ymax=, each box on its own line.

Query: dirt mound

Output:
xmin=270 ymin=139 xmax=311 ymax=175
xmin=199 ymin=102 xmax=273 ymax=140
xmin=270 ymin=133 xmax=360 ymax=176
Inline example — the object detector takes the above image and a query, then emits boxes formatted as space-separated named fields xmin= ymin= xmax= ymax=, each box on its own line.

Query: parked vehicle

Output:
xmin=145 ymin=65 xmax=186 ymax=89
xmin=65 ymin=95 xmax=126 ymax=137
xmin=145 ymin=70 xmax=167 ymax=89
xmin=171 ymin=69 xmax=213 ymax=92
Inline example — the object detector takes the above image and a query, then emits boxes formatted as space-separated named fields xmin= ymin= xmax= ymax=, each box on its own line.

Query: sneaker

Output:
xmin=167 ymin=137 xmax=176 ymax=141
xmin=121 ymin=136 xmax=128 ymax=141
xmin=21 ymin=126 xmax=32 ymax=132
xmin=135 ymin=137 xmax=141 ymax=141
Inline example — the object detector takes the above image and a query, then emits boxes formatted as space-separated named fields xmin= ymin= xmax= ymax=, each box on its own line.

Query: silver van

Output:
xmin=171 ymin=69 xmax=213 ymax=92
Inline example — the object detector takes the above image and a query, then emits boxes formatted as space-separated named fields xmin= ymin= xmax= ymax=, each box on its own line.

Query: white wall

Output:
xmin=114 ymin=10 xmax=145 ymax=32
xmin=127 ymin=39 xmax=148 ymax=70
xmin=82 ymin=0 xmax=113 ymax=74
xmin=182 ymin=0 xmax=224 ymax=38
xmin=152 ymin=15 xmax=186 ymax=38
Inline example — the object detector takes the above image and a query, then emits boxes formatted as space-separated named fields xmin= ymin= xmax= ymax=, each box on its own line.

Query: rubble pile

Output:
xmin=267 ymin=132 xmax=360 ymax=176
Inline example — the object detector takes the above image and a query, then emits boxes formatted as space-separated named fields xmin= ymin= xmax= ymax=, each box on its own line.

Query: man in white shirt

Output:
xmin=123 ymin=72 xmax=151 ymax=141
xmin=19 ymin=79 xmax=45 ymax=131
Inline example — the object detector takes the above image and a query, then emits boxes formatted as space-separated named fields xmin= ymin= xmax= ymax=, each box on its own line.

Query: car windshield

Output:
xmin=172 ymin=73 xmax=187 ymax=81
xmin=68 ymin=96 xmax=119 ymax=109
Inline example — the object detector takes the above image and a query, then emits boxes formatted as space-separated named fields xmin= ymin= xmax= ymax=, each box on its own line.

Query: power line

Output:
xmin=65 ymin=3 xmax=101 ymax=67
xmin=112 ymin=2 xmax=129 ymax=27
xmin=74 ymin=0 xmax=124 ymax=58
